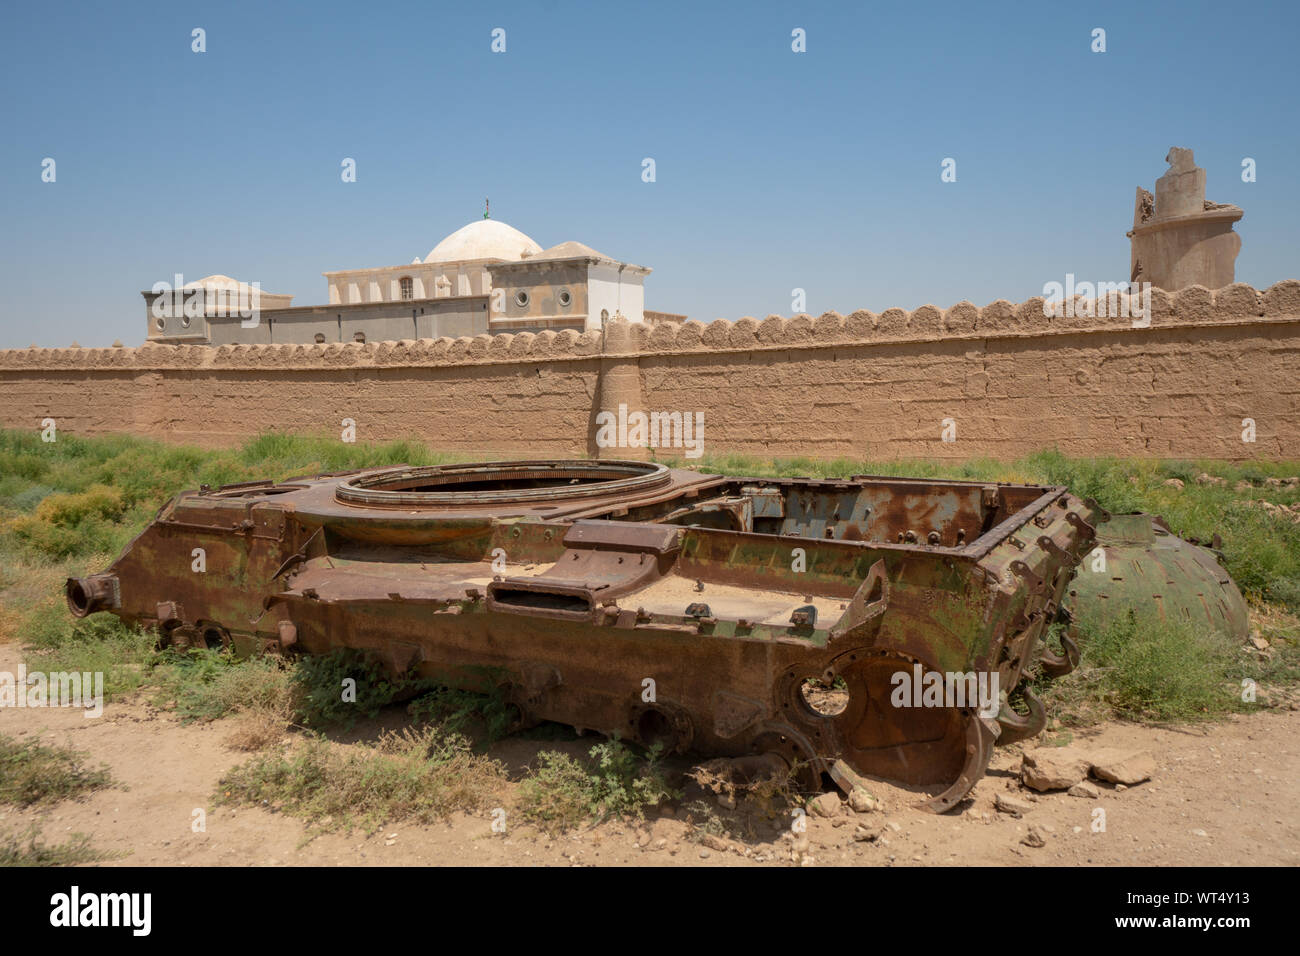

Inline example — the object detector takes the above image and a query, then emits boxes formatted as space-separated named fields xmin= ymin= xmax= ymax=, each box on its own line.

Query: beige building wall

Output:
xmin=3 ymin=281 xmax=1297 ymax=461
xmin=488 ymin=262 xmax=589 ymax=331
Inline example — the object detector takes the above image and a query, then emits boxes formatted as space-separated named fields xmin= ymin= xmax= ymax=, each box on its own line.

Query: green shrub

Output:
xmin=518 ymin=739 xmax=678 ymax=834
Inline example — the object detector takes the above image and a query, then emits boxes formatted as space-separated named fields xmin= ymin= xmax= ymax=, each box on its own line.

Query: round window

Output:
xmin=515 ymin=290 xmax=530 ymax=308
xmin=155 ymin=317 xmax=165 ymax=331
xmin=558 ymin=289 xmax=572 ymax=307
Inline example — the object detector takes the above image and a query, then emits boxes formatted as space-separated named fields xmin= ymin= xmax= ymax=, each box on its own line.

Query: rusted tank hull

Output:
xmin=69 ymin=461 xmax=1103 ymax=811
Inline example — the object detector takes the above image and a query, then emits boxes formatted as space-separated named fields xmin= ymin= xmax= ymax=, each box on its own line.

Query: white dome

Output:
xmin=424 ymin=220 xmax=542 ymax=264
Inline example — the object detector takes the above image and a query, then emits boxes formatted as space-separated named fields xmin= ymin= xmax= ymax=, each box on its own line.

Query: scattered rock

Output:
xmin=1163 ymin=478 xmax=1184 ymax=489
xmin=1251 ymin=634 xmax=1271 ymax=651
xmin=808 ymin=792 xmax=842 ymax=818
xmin=698 ymin=833 xmax=730 ymax=853
xmin=1195 ymin=473 xmax=1226 ymax=486
xmin=848 ymin=787 xmax=879 ymax=813
xmin=852 ymin=825 xmax=881 ymax=843
xmin=1235 ymin=480 xmax=1253 ymax=492
xmin=1068 ymin=781 xmax=1100 ymax=799
xmin=1020 ymin=825 xmax=1047 ymax=848
xmin=1022 ymin=746 xmax=1091 ymax=791
xmin=995 ymin=793 xmax=1035 ymax=817
xmin=1089 ymin=748 xmax=1155 ymax=786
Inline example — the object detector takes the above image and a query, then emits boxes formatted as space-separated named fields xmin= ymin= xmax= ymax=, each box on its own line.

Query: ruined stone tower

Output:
xmin=1128 ymin=147 xmax=1243 ymax=291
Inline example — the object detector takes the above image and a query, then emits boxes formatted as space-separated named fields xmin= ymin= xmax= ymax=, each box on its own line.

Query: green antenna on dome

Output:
xmin=484 ymin=198 xmax=490 ymax=220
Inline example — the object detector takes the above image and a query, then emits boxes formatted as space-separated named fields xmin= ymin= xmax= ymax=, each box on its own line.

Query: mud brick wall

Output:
xmin=1 ymin=281 xmax=1297 ymax=461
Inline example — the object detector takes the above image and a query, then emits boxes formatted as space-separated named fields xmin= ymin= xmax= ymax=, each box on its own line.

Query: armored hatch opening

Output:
xmin=335 ymin=460 xmax=672 ymax=508
xmin=651 ymin=476 xmax=1060 ymax=549
xmin=208 ymin=483 xmax=309 ymax=498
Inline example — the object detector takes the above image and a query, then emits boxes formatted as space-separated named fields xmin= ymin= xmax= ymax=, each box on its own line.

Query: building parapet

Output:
xmin=4 ymin=280 xmax=1297 ymax=372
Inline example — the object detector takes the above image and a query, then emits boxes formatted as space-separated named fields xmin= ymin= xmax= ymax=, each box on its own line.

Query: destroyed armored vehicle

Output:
xmin=70 ymin=460 xmax=1120 ymax=809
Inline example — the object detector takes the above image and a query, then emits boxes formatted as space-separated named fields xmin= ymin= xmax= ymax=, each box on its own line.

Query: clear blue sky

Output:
xmin=1 ymin=0 xmax=1296 ymax=348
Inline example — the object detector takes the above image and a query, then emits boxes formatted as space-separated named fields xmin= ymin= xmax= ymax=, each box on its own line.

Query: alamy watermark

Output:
xmin=594 ymin=403 xmax=704 ymax=459
xmin=1042 ymin=274 xmax=1152 ymax=328
xmin=50 ymin=886 xmax=150 ymax=936
xmin=150 ymin=273 xmax=261 ymax=329
xmin=890 ymin=663 xmax=999 ymax=718
xmin=0 ymin=665 xmax=104 ymax=718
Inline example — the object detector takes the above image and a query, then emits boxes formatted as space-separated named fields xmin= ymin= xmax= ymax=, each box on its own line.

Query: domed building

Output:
xmin=145 ymin=217 xmax=662 ymax=346
xmin=323 ymin=218 xmax=547 ymax=308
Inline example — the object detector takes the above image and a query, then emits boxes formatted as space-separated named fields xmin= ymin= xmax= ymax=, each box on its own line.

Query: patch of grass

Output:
xmin=20 ymin=614 xmax=157 ymax=701
xmin=407 ymin=678 xmax=515 ymax=745
xmin=0 ymin=826 xmax=123 ymax=866
xmin=290 ymin=649 xmax=429 ymax=730
xmin=150 ymin=647 xmax=295 ymax=724
xmin=1035 ymin=613 xmax=1264 ymax=724
xmin=0 ymin=734 xmax=116 ymax=807
xmin=224 ymin=709 xmax=292 ymax=752
xmin=518 ymin=739 xmax=678 ymax=834
xmin=0 ymin=428 xmax=476 ymax=566
xmin=214 ymin=725 xmax=505 ymax=834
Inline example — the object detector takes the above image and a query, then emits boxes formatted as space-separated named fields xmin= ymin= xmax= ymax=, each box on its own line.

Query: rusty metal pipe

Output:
xmin=65 ymin=574 xmax=118 ymax=618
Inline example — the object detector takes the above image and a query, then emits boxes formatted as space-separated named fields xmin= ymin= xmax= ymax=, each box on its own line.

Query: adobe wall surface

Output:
xmin=2 ymin=281 xmax=1297 ymax=461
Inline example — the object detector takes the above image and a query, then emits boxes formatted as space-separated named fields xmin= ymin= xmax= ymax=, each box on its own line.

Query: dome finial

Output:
xmin=484 ymin=197 xmax=490 ymax=220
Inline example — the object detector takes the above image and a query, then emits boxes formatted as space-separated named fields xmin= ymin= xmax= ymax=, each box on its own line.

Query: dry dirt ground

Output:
xmin=1 ymin=643 xmax=1295 ymax=867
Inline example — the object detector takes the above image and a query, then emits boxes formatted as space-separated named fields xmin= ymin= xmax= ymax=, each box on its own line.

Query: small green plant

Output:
xmin=0 ymin=734 xmax=116 ymax=807
xmin=518 ymin=739 xmax=679 ymax=834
